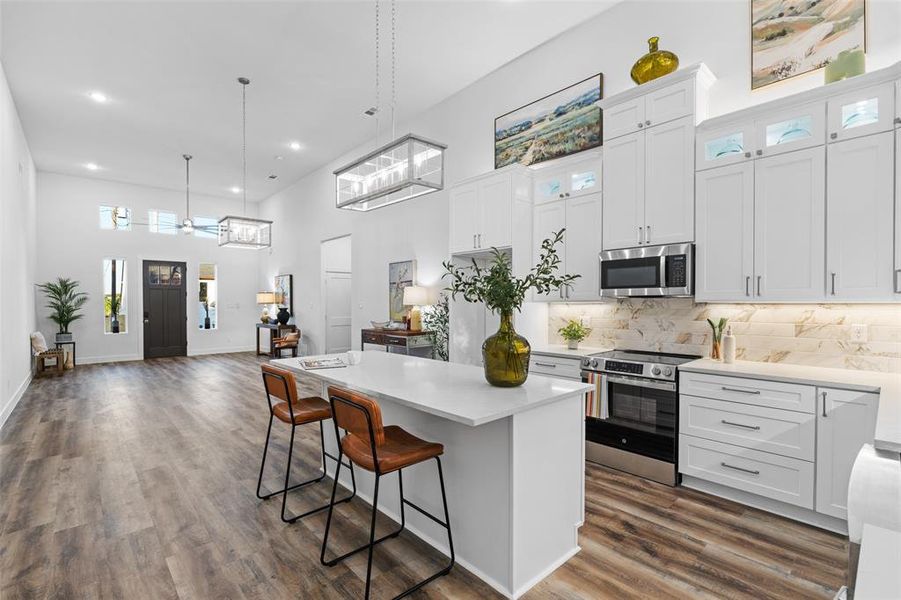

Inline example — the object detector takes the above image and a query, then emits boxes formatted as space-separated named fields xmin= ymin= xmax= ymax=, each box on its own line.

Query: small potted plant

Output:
xmin=707 ymin=317 xmax=728 ymax=360
xmin=558 ymin=320 xmax=592 ymax=350
xmin=37 ymin=277 xmax=88 ymax=342
xmin=107 ymin=292 xmax=121 ymax=334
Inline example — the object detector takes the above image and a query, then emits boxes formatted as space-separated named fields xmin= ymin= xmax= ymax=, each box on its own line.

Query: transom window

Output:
xmin=148 ymin=209 xmax=179 ymax=234
xmin=99 ymin=206 xmax=131 ymax=230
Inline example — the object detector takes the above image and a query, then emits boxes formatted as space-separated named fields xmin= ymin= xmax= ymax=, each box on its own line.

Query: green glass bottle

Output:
xmin=630 ymin=36 xmax=679 ymax=85
xmin=482 ymin=310 xmax=531 ymax=387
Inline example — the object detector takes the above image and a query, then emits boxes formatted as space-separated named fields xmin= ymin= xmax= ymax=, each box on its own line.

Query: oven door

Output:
xmin=585 ymin=373 xmax=678 ymax=463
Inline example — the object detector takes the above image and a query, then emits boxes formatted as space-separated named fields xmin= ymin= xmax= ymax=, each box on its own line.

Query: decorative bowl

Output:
xmin=370 ymin=320 xmax=390 ymax=329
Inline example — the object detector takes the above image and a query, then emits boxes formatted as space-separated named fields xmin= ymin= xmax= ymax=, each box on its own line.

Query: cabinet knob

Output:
xmin=895 ymin=117 xmax=901 ymax=125
xmin=744 ymin=151 xmax=751 ymax=158
xmin=830 ymin=132 xmax=838 ymax=140
xmin=559 ymin=193 xmax=565 ymax=198
xmin=564 ymin=192 xmax=570 ymax=197
xmin=645 ymin=120 xmax=651 ymax=126
xmin=755 ymin=149 xmax=762 ymax=156
xmin=637 ymin=122 xmax=644 ymax=129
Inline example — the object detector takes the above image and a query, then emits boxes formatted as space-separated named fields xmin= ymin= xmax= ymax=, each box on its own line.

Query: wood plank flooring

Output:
xmin=0 ymin=353 xmax=848 ymax=599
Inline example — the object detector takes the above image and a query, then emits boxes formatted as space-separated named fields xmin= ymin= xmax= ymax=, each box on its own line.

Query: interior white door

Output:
xmin=449 ymin=182 xmax=479 ymax=253
xmin=644 ymin=116 xmax=695 ymax=246
xmin=602 ymin=131 xmax=645 ymax=250
xmin=754 ymin=146 xmax=826 ymax=301
xmin=479 ymin=173 xmax=513 ymax=249
xmin=815 ymin=387 xmax=879 ymax=520
xmin=324 ymin=271 xmax=352 ymax=354
xmin=695 ymin=162 xmax=755 ymax=301
xmin=564 ymin=193 xmax=602 ymax=301
xmin=826 ymin=131 xmax=895 ymax=300
xmin=532 ymin=200 xmax=567 ymax=301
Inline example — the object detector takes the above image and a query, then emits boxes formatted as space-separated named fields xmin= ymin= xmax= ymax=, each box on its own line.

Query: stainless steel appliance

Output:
xmin=581 ymin=349 xmax=699 ymax=486
xmin=599 ymin=243 xmax=693 ymax=298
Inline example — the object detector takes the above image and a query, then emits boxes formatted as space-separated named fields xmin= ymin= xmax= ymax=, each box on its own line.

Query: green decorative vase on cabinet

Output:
xmin=482 ymin=310 xmax=531 ymax=387
xmin=630 ymin=36 xmax=679 ymax=85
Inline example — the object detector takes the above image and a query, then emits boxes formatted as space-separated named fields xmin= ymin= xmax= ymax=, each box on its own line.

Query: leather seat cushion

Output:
xmin=272 ymin=396 xmax=331 ymax=425
xmin=341 ymin=425 xmax=443 ymax=474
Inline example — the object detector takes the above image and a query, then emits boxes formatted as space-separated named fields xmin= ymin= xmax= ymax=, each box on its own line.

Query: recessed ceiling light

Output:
xmin=230 ymin=186 xmax=241 ymax=194
xmin=85 ymin=162 xmax=100 ymax=171
xmin=275 ymin=155 xmax=284 ymax=160
xmin=88 ymin=91 xmax=108 ymax=103
xmin=289 ymin=141 xmax=302 ymax=151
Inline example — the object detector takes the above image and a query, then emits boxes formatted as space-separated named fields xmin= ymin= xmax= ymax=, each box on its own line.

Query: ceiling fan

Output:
xmin=132 ymin=154 xmax=220 ymax=235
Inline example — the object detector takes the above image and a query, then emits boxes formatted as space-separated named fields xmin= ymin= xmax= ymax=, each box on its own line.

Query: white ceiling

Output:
xmin=1 ymin=1 xmax=616 ymax=202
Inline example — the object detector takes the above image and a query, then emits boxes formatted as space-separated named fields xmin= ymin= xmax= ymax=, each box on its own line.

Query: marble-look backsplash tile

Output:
xmin=547 ymin=300 xmax=901 ymax=372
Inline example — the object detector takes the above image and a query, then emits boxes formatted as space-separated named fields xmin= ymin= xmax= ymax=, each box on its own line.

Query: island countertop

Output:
xmin=271 ymin=351 xmax=591 ymax=427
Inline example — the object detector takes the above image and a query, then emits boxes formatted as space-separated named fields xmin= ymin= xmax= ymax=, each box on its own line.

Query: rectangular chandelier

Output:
xmin=217 ymin=215 xmax=273 ymax=249
xmin=334 ymin=133 xmax=446 ymax=211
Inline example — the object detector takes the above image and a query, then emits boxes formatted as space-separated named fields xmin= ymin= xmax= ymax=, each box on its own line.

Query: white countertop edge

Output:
xmin=530 ymin=344 xmax=612 ymax=360
xmin=270 ymin=356 xmax=592 ymax=427
xmin=681 ymin=359 xmax=901 ymax=454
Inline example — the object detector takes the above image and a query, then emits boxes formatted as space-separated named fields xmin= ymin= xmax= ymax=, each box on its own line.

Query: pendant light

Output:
xmin=218 ymin=77 xmax=273 ymax=249
xmin=334 ymin=0 xmax=446 ymax=212
xmin=181 ymin=154 xmax=195 ymax=234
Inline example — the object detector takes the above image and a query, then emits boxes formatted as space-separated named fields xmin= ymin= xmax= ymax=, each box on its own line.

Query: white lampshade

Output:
xmin=403 ymin=286 xmax=429 ymax=307
xmin=256 ymin=291 xmax=277 ymax=304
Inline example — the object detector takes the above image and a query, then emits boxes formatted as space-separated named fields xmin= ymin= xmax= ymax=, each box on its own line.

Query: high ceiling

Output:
xmin=1 ymin=1 xmax=616 ymax=202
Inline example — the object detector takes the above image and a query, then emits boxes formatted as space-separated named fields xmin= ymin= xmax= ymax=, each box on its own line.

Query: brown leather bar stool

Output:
xmin=320 ymin=386 xmax=454 ymax=600
xmin=256 ymin=365 xmax=356 ymax=523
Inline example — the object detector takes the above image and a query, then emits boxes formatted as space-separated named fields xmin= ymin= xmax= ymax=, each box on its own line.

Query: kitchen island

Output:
xmin=271 ymin=351 xmax=591 ymax=599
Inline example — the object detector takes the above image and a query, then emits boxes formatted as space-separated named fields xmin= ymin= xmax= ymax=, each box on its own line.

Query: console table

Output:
xmin=360 ymin=328 xmax=433 ymax=356
xmin=256 ymin=322 xmax=297 ymax=356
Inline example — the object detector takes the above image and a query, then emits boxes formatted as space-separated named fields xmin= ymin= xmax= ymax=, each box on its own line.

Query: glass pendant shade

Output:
xmin=335 ymin=133 xmax=446 ymax=211
xmin=217 ymin=215 xmax=272 ymax=249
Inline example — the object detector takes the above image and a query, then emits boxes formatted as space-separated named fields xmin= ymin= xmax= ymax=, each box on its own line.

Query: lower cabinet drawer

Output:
xmin=680 ymin=395 xmax=816 ymax=461
xmin=530 ymin=354 xmax=582 ymax=379
xmin=680 ymin=371 xmax=816 ymax=413
xmin=679 ymin=435 xmax=814 ymax=509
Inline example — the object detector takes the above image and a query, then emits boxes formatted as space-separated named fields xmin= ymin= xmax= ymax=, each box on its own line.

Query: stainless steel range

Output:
xmin=581 ymin=349 xmax=700 ymax=486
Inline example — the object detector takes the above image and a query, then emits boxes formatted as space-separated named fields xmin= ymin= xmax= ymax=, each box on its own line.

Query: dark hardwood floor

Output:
xmin=0 ymin=353 xmax=847 ymax=599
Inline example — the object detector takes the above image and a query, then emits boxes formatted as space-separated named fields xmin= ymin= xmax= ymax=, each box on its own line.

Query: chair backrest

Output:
xmin=282 ymin=332 xmax=300 ymax=343
xmin=327 ymin=386 xmax=385 ymax=447
xmin=261 ymin=364 xmax=298 ymax=406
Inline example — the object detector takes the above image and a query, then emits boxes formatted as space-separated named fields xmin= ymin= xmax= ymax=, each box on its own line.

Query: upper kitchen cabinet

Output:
xmin=827 ymin=82 xmax=895 ymax=143
xmin=895 ymin=127 xmax=901 ymax=296
xmin=532 ymin=151 xmax=601 ymax=204
xmin=601 ymin=64 xmax=714 ymax=251
xmin=449 ymin=165 xmax=531 ymax=255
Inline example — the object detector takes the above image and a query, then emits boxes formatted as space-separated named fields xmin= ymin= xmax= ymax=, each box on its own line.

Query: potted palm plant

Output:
xmin=443 ymin=230 xmax=578 ymax=387
xmin=107 ymin=292 xmax=121 ymax=334
xmin=37 ymin=278 xmax=88 ymax=342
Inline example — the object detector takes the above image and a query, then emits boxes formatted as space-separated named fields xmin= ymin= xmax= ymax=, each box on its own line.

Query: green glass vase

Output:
xmin=482 ymin=311 xmax=531 ymax=387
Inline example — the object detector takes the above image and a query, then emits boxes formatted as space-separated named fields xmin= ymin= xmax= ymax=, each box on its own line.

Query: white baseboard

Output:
xmin=78 ymin=354 xmax=142 ymax=365
xmin=1 ymin=373 xmax=33 ymax=430
xmin=188 ymin=345 xmax=255 ymax=357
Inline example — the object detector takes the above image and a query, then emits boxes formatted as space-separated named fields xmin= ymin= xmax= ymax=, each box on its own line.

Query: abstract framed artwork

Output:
xmin=494 ymin=73 xmax=603 ymax=169
xmin=751 ymin=0 xmax=866 ymax=90
xmin=274 ymin=274 xmax=293 ymax=316
xmin=388 ymin=260 xmax=416 ymax=323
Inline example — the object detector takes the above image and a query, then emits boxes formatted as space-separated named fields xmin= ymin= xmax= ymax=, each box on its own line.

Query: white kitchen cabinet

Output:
xmin=532 ymin=200 xmax=567 ymax=301
xmin=532 ymin=153 xmax=601 ymax=204
xmin=755 ymin=102 xmax=825 ymax=158
xmin=533 ymin=168 xmax=567 ymax=204
xmin=449 ymin=166 xmax=529 ymax=255
xmin=827 ymin=83 xmax=895 ymax=143
xmin=644 ymin=116 xmax=695 ymax=246
xmin=826 ymin=131 xmax=895 ymax=300
xmin=753 ymin=146 xmax=825 ymax=301
xmin=602 ymin=132 xmax=644 ymax=250
xmin=644 ymin=76 xmax=696 ymax=129
xmin=603 ymin=96 xmax=645 ymax=141
xmin=896 ymin=130 xmax=901 ymax=296
xmin=695 ymin=162 xmax=755 ymax=301
xmin=449 ymin=182 xmax=479 ymax=253
xmin=697 ymin=122 xmax=756 ymax=170
xmin=479 ymin=173 xmax=513 ymax=249
xmin=816 ymin=387 xmax=879 ymax=520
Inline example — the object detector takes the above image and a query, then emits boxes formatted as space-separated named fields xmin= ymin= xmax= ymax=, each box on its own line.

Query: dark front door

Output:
xmin=143 ymin=260 xmax=187 ymax=358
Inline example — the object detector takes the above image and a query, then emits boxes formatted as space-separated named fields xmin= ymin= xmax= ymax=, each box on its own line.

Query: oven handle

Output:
xmin=603 ymin=373 xmax=677 ymax=392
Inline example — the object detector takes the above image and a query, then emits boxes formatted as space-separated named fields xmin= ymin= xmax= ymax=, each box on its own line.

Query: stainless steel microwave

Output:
xmin=599 ymin=243 xmax=693 ymax=298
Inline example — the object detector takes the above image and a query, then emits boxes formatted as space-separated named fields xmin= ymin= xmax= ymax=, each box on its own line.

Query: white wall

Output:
xmin=35 ymin=172 xmax=262 ymax=363
xmin=258 ymin=0 xmax=901 ymax=356
xmin=0 ymin=61 xmax=37 ymax=426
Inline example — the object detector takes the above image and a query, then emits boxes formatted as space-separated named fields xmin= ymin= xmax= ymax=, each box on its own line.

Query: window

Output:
xmin=99 ymin=206 xmax=131 ymax=230
xmin=148 ymin=209 xmax=179 ymax=234
xmin=103 ymin=258 xmax=127 ymax=333
xmin=198 ymin=263 xmax=217 ymax=329
xmin=193 ymin=216 xmax=219 ymax=239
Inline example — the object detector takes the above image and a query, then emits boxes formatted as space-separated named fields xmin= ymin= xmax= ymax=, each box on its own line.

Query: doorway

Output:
xmin=142 ymin=260 xmax=187 ymax=358
xmin=321 ymin=236 xmax=352 ymax=354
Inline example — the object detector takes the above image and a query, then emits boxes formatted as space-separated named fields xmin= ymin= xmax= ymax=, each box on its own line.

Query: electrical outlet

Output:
xmin=850 ymin=324 xmax=868 ymax=343
xmin=580 ymin=316 xmax=591 ymax=328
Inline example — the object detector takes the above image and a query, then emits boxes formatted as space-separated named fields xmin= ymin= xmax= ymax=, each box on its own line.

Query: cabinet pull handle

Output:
xmin=646 ymin=225 xmax=651 ymax=244
xmin=478 ymin=233 xmax=482 ymax=247
xmin=831 ymin=272 xmax=836 ymax=295
xmin=756 ymin=275 xmax=762 ymax=296
xmin=895 ymin=269 xmax=901 ymax=294
xmin=721 ymin=419 xmax=761 ymax=431
xmin=638 ymin=226 xmax=644 ymax=244
xmin=559 ymin=287 xmax=564 ymax=299
xmin=534 ymin=362 xmax=557 ymax=368
xmin=822 ymin=391 xmax=827 ymax=417
xmin=721 ymin=386 xmax=761 ymax=395
xmin=721 ymin=462 xmax=760 ymax=475
xmin=472 ymin=234 xmax=476 ymax=249
xmin=745 ymin=276 xmax=751 ymax=297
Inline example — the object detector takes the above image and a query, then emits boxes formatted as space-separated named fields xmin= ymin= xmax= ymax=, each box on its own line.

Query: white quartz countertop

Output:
xmin=530 ymin=344 xmax=612 ymax=360
xmin=271 ymin=351 xmax=592 ymax=427
xmin=681 ymin=359 xmax=901 ymax=454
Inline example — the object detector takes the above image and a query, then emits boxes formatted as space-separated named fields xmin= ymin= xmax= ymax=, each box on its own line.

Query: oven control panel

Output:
xmin=603 ymin=360 xmax=644 ymax=375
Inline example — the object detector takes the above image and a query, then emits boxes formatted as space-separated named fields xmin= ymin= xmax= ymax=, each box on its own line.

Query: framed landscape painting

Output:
xmin=751 ymin=0 xmax=866 ymax=90
xmin=274 ymin=274 xmax=293 ymax=316
xmin=494 ymin=74 xmax=602 ymax=169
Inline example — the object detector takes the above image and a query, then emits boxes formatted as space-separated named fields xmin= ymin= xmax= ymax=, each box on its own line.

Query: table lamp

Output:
xmin=403 ymin=286 xmax=429 ymax=331
xmin=256 ymin=291 xmax=277 ymax=323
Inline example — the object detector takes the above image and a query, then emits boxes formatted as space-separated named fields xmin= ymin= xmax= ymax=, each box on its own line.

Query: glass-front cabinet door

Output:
xmin=566 ymin=155 xmax=601 ymax=198
xmin=696 ymin=122 xmax=755 ymax=170
xmin=827 ymin=83 xmax=895 ymax=142
xmin=755 ymin=102 xmax=825 ymax=158
xmin=532 ymin=168 xmax=567 ymax=204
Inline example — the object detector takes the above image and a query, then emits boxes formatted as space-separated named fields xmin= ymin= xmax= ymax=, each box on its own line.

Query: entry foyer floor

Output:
xmin=0 ymin=353 xmax=847 ymax=599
